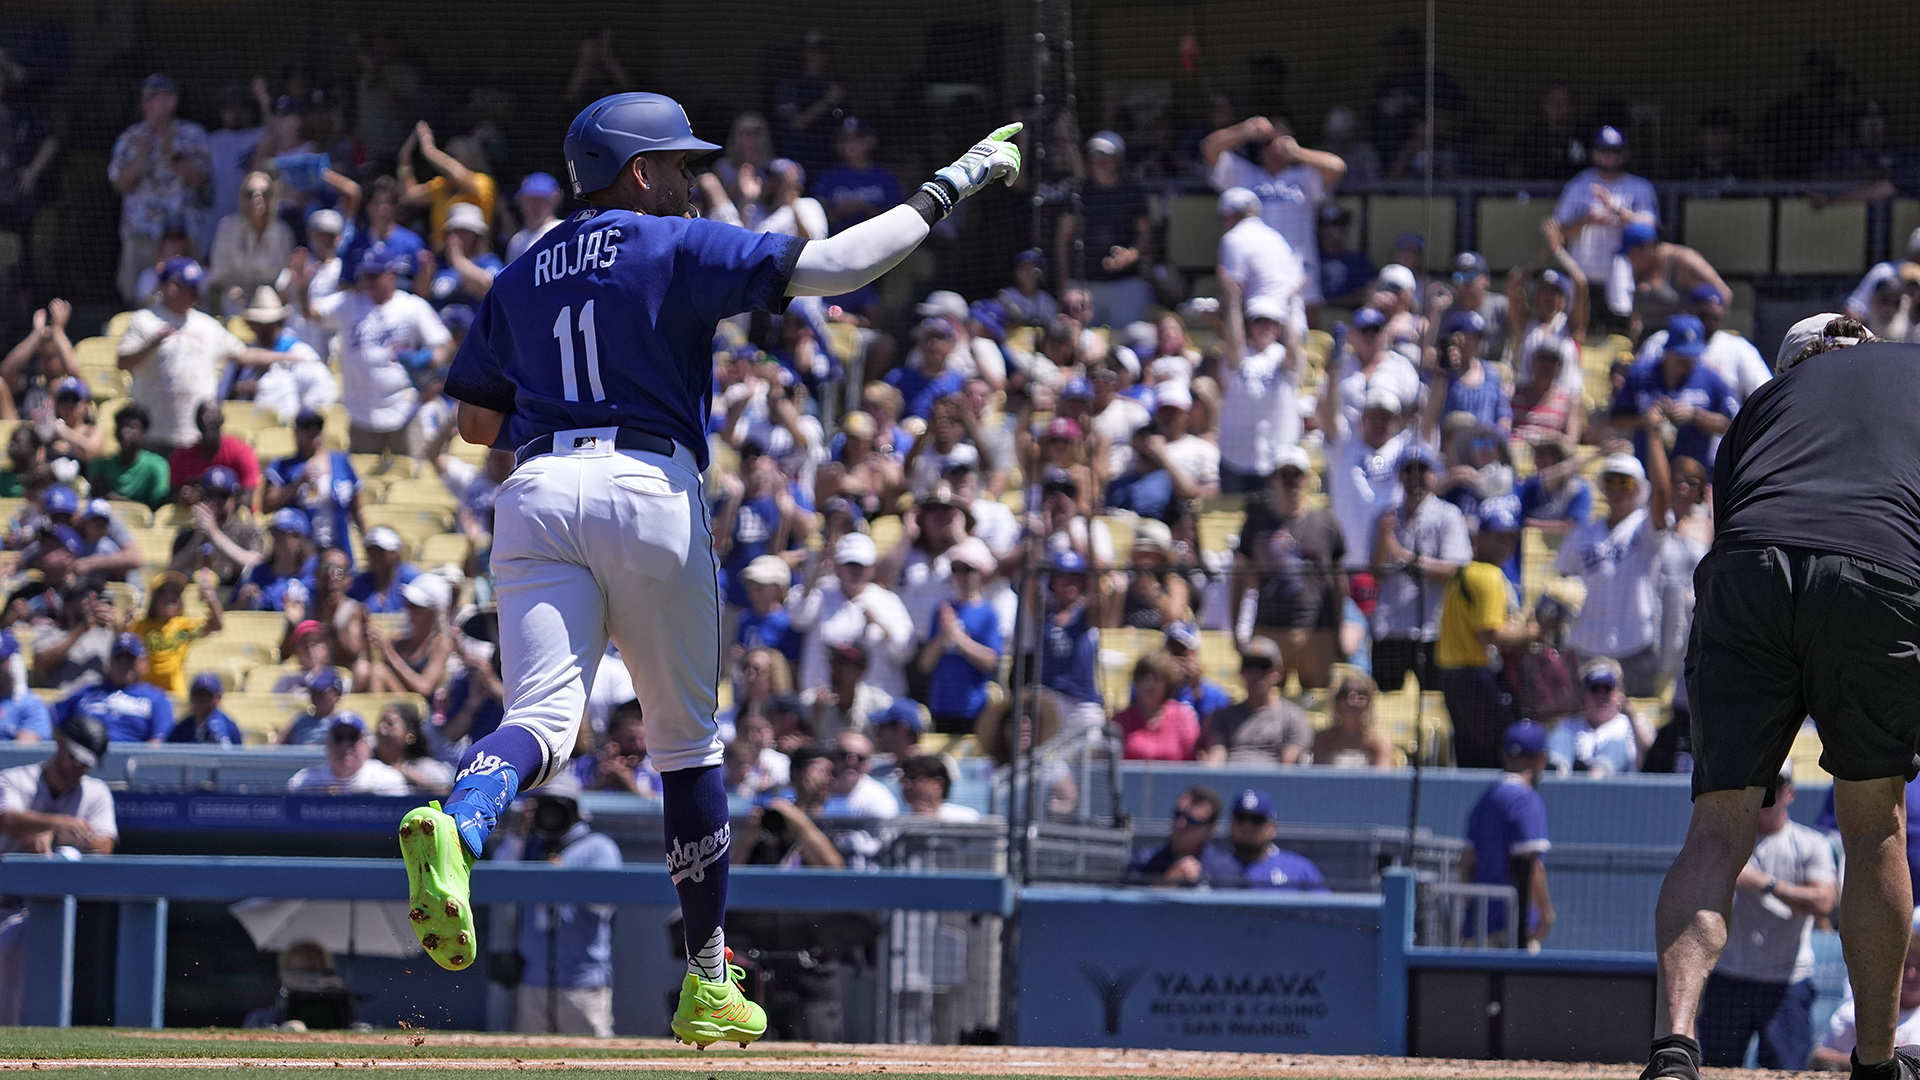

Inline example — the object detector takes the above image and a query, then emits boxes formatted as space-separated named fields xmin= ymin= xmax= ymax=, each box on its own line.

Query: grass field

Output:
xmin=0 ymin=1028 xmax=1711 ymax=1080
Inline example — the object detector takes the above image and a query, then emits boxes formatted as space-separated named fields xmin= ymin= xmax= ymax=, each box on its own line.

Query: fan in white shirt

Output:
xmin=1318 ymin=380 xmax=1417 ymax=570
xmin=1554 ymin=451 xmax=1672 ymax=698
xmin=1150 ymin=381 xmax=1221 ymax=495
xmin=1216 ymin=188 xmax=1306 ymax=336
xmin=1213 ymin=278 xmax=1305 ymax=492
xmin=1201 ymin=116 xmax=1347 ymax=307
xmin=789 ymin=534 xmax=917 ymax=698
xmin=288 ymin=716 xmax=411 ymax=795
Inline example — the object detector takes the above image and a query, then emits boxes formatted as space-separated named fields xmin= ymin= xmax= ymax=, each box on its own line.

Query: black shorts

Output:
xmin=1687 ymin=544 xmax=1920 ymax=798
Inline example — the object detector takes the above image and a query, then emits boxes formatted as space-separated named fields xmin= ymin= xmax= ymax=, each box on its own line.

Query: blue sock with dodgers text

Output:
xmin=444 ymin=726 xmax=548 ymax=858
xmin=662 ymin=765 xmax=731 ymax=983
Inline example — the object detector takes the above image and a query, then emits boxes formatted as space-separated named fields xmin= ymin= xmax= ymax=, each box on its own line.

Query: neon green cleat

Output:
xmin=398 ymin=801 xmax=477 ymax=971
xmin=670 ymin=952 xmax=767 ymax=1049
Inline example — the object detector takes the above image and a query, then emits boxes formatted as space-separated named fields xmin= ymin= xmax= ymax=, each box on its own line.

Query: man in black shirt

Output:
xmin=1056 ymin=131 xmax=1154 ymax=328
xmin=1643 ymin=316 xmax=1920 ymax=1080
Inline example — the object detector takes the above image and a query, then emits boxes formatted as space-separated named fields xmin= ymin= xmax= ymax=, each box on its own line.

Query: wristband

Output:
xmin=909 ymin=178 xmax=960 ymax=225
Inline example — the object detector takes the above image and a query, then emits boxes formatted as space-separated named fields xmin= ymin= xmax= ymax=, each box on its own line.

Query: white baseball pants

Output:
xmin=491 ymin=428 xmax=724 ymax=782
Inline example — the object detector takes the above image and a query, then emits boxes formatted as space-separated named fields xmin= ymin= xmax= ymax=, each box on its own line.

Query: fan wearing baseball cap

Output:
xmin=1633 ymin=284 xmax=1772 ymax=405
xmin=347 ymin=526 xmax=420 ymax=613
xmin=1615 ymin=225 xmax=1733 ymax=346
xmin=915 ymin=538 xmax=1002 ymax=735
xmin=117 ymin=260 xmax=289 ymax=451
xmin=288 ymin=712 xmax=409 ymax=795
xmin=1460 ymin=721 xmax=1553 ymax=950
xmin=166 ymin=672 xmax=243 ymax=745
xmin=1226 ymin=789 xmax=1327 ymax=891
xmin=0 ymin=713 xmax=116 ymax=1023
xmin=1551 ymin=125 xmax=1659 ymax=297
xmin=54 ymin=634 xmax=175 ymax=743
xmin=1435 ymin=503 xmax=1540 ymax=769
xmin=167 ymin=465 xmax=265 ymax=590
xmin=1610 ymin=313 xmax=1738 ymax=473
xmin=1214 ymin=268 xmax=1307 ymax=495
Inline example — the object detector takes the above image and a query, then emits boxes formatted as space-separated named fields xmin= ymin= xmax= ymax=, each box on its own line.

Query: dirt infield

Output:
xmin=0 ymin=1030 xmax=1811 ymax=1080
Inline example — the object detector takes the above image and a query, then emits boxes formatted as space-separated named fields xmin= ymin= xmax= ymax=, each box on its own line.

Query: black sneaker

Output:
xmin=1850 ymin=1046 xmax=1920 ymax=1080
xmin=1641 ymin=1034 xmax=1702 ymax=1080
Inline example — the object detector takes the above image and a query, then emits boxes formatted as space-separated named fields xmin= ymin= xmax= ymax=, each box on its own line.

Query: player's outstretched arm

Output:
xmin=788 ymin=124 xmax=1022 ymax=297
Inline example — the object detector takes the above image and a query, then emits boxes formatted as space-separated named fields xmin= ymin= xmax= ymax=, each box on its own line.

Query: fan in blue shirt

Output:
xmin=264 ymin=412 xmax=363 ymax=563
xmin=916 ymin=541 xmax=1003 ymax=731
xmin=167 ymin=672 xmax=245 ymax=745
xmin=885 ymin=320 xmax=967 ymax=420
xmin=1611 ymin=314 xmax=1736 ymax=470
xmin=0 ymin=631 xmax=52 ymax=742
xmin=1226 ymin=789 xmax=1329 ymax=891
xmin=1125 ymin=787 xmax=1243 ymax=885
xmin=57 ymin=634 xmax=174 ymax=743
xmin=1463 ymin=721 xmax=1554 ymax=944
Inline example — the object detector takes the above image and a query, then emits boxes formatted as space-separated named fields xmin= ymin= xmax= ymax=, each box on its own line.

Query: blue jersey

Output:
xmin=1038 ymin=603 xmax=1102 ymax=705
xmin=1465 ymin=774 xmax=1551 ymax=934
xmin=1172 ymin=680 xmax=1234 ymax=724
xmin=1612 ymin=358 xmax=1737 ymax=470
xmin=166 ymin=709 xmax=244 ymax=746
xmin=736 ymin=607 xmax=803 ymax=665
xmin=57 ymin=681 xmax=175 ymax=743
xmin=0 ymin=694 xmax=54 ymax=742
xmin=926 ymin=598 xmax=1002 ymax=718
xmin=1238 ymin=846 xmax=1329 ymax=891
xmin=445 ymin=209 xmax=804 ymax=469
xmin=266 ymin=452 xmax=361 ymax=560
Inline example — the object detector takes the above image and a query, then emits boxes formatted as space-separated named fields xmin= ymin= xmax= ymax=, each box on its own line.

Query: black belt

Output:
xmin=514 ymin=428 xmax=677 ymax=469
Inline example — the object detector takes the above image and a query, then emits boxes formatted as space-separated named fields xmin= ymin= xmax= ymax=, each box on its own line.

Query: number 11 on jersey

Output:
xmin=553 ymin=300 xmax=606 ymax=403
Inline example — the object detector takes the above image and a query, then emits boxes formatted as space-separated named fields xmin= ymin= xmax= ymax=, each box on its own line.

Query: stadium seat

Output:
xmin=105 ymin=311 xmax=134 ymax=340
xmin=1164 ymin=193 xmax=1224 ymax=271
xmin=417 ymin=532 xmax=473 ymax=568
xmin=1893 ymin=200 xmax=1920 ymax=260
xmin=359 ymin=505 xmax=455 ymax=550
xmin=1096 ymin=515 xmax=1134 ymax=566
xmin=1682 ymin=198 xmax=1771 ymax=277
xmin=1475 ymin=196 xmax=1550 ymax=272
xmin=1776 ymin=199 xmax=1868 ymax=276
xmin=252 ymin=427 xmax=295 ymax=461
xmin=1364 ymin=196 xmax=1456 ymax=267
xmin=380 ymin=477 xmax=459 ymax=511
xmin=243 ymin=664 xmax=302 ymax=693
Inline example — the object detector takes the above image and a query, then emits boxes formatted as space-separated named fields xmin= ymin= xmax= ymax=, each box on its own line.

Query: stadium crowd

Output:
xmin=0 ymin=31 xmax=1913 ymax=821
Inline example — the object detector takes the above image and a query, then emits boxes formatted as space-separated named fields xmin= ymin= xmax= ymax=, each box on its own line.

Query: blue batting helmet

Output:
xmin=563 ymin=93 xmax=721 ymax=197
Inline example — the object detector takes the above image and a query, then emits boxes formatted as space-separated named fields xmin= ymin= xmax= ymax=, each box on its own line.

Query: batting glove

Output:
xmin=922 ymin=123 xmax=1024 ymax=212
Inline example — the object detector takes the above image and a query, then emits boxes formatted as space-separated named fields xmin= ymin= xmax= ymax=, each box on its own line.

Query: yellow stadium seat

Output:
xmin=105 ymin=312 xmax=135 ymax=340
xmin=447 ymin=434 xmax=490 ymax=466
xmin=219 ymin=610 xmax=289 ymax=644
xmin=1198 ymin=511 xmax=1241 ymax=556
xmin=252 ymin=427 xmax=295 ymax=461
xmin=129 ymin=525 xmax=182 ymax=565
xmin=1476 ymin=197 xmax=1551 ymax=272
xmin=190 ymin=636 xmax=276 ymax=668
xmin=1165 ymin=193 xmax=1225 ymax=271
xmin=359 ymin=505 xmax=454 ymax=553
xmin=869 ymin=515 xmax=903 ymax=554
xmin=417 ymin=532 xmax=473 ymax=568
xmin=338 ymin=692 xmax=428 ymax=725
xmin=1894 ymin=200 xmax=1920 ymax=261
xmin=1364 ymin=196 xmax=1456 ymax=266
xmin=1777 ymin=199 xmax=1868 ymax=276
xmin=109 ymin=502 xmax=155 ymax=528
xmin=243 ymin=664 xmax=303 ymax=693
xmin=220 ymin=401 xmax=278 ymax=435
xmin=1097 ymin=515 xmax=1134 ymax=567
xmin=1682 ymin=198 xmax=1771 ymax=277
xmin=380 ymin=477 xmax=459 ymax=511
xmin=218 ymin=693 xmax=306 ymax=743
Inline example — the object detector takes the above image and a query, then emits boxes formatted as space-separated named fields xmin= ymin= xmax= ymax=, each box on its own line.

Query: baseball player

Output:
xmin=397 ymin=92 xmax=1020 ymax=1049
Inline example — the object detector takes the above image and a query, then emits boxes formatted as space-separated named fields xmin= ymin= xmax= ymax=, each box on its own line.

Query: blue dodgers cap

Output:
xmin=1593 ymin=125 xmax=1627 ymax=150
xmin=1231 ymin=788 xmax=1276 ymax=822
xmin=328 ymin=712 xmax=367 ymax=736
xmin=564 ymin=92 xmax=721 ymax=198
xmin=969 ymin=299 xmax=1008 ymax=341
xmin=190 ymin=671 xmax=224 ymax=695
xmin=1164 ymin=621 xmax=1202 ymax=652
xmin=355 ymin=244 xmax=406 ymax=278
xmin=1687 ymin=282 xmax=1726 ymax=306
xmin=1663 ymin=313 xmax=1708 ymax=358
xmin=112 ymin=632 xmax=147 ymax=658
xmin=1504 ymin=720 xmax=1549 ymax=758
xmin=142 ymin=73 xmax=178 ymax=95
xmin=1477 ymin=500 xmax=1522 ymax=535
xmin=0 ymin=630 xmax=18 ymax=662
xmin=1015 ymin=248 xmax=1048 ymax=270
xmin=269 ymin=508 xmax=311 ymax=536
xmin=80 ymin=499 xmax=113 ymax=524
xmin=201 ymin=466 xmax=239 ymax=494
xmin=1450 ymin=251 xmax=1490 ymax=279
xmin=39 ymin=525 xmax=82 ymax=556
xmin=1350 ymin=306 xmax=1388 ymax=332
xmin=53 ymin=376 xmax=90 ymax=402
xmin=517 ymin=171 xmax=562 ymax=200
xmin=1538 ymin=268 xmax=1575 ymax=300
xmin=1618 ymin=221 xmax=1659 ymax=253
xmin=159 ymin=256 xmax=205 ymax=289
xmin=307 ymin=667 xmax=344 ymax=694
xmin=1397 ymin=443 xmax=1443 ymax=474
xmin=1049 ymin=550 xmax=1089 ymax=574
xmin=294 ymin=407 xmax=326 ymax=428
xmin=1443 ymin=309 xmax=1487 ymax=337
xmin=872 ymin=698 xmax=926 ymax=734
xmin=43 ymin=484 xmax=78 ymax=516
xmin=1059 ymin=376 xmax=1094 ymax=401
